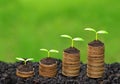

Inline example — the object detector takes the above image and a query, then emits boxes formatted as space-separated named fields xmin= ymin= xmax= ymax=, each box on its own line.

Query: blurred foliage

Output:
xmin=0 ymin=0 xmax=120 ymax=63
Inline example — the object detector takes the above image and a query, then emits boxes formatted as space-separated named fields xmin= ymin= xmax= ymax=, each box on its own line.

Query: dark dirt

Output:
xmin=17 ymin=64 xmax=33 ymax=72
xmin=88 ymin=40 xmax=104 ymax=47
xmin=0 ymin=60 xmax=120 ymax=84
xmin=64 ymin=47 xmax=80 ymax=54
xmin=40 ymin=57 xmax=56 ymax=65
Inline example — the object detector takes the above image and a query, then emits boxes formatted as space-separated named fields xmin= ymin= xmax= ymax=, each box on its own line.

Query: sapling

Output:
xmin=16 ymin=57 xmax=33 ymax=65
xmin=84 ymin=28 xmax=108 ymax=40
xmin=60 ymin=35 xmax=84 ymax=47
xmin=40 ymin=49 xmax=59 ymax=58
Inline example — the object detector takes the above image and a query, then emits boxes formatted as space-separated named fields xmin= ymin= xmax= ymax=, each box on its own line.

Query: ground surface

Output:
xmin=0 ymin=59 xmax=120 ymax=84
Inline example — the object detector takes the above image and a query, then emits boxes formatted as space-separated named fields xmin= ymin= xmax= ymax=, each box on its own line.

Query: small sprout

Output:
xmin=61 ymin=34 xmax=84 ymax=47
xmin=40 ymin=49 xmax=59 ymax=58
xmin=84 ymin=28 xmax=108 ymax=40
xmin=16 ymin=57 xmax=33 ymax=65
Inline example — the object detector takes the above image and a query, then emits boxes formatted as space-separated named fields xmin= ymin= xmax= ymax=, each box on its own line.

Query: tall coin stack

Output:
xmin=87 ymin=40 xmax=104 ymax=78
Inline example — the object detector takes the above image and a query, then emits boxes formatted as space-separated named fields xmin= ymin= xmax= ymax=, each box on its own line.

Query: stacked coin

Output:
xmin=16 ymin=68 xmax=34 ymax=78
xmin=39 ymin=62 xmax=57 ymax=77
xmin=87 ymin=42 xmax=104 ymax=78
xmin=62 ymin=52 xmax=80 ymax=77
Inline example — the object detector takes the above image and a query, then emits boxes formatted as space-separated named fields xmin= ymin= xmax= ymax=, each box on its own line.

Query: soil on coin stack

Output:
xmin=40 ymin=57 xmax=56 ymax=65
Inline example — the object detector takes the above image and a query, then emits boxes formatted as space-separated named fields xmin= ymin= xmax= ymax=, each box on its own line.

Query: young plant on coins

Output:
xmin=84 ymin=28 xmax=108 ymax=41
xmin=16 ymin=57 xmax=34 ymax=78
xmin=84 ymin=28 xmax=108 ymax=78
xmin=60 ymin=34 xmax=84 ymax=77
xmin=39 ymin=49 xmax=59 ymax=78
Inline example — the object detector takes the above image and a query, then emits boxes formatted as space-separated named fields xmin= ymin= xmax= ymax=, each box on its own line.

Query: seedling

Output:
xmin=40 ymin=49 xmax=59 ymax=58
xmin=84 ymin=28 xmax=108 ymax=40
xmin=60 ymin=35 xmax=84 ymax=47
xmin=16 ymin=57 xmax=33 ymax=65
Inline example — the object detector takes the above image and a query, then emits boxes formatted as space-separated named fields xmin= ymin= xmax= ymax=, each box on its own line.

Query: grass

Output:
xmin=0 ymin=0 xmax=120 ymax=63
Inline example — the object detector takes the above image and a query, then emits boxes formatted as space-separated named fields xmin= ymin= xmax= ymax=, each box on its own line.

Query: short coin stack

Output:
xmin=39 ymin=58 xmax=57 ymax=78
xmin=39 ymin=62 xmax=57 ymax=77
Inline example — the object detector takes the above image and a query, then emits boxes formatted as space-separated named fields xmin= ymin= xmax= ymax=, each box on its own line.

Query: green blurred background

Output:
xmin=0 ymin=0 xmax=120 ymax=63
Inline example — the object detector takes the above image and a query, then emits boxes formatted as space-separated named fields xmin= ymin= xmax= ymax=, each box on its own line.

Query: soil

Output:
xmin=17 ymin=64 xmax=33 ymax=72
xmin=0 ymin=60 xmax=120 ymax=84
xmin=88 ymin=40 xmax=104 ymax=47
xmin=40 ymin=57 xmax=56 ymax=65
xmin=64 ymin=47 xmax=80 ymax=54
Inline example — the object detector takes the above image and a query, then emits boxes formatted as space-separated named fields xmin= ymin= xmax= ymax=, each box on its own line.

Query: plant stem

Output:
xmin=25 ymin=61 xmax=26 ymax=65
xmin=71 ymin=39 xmax=74 ymax=47
xmin=96 ymin=32 xmax=98 ymax=40
xmin=48 ymin=51 xmax=50 ymax=57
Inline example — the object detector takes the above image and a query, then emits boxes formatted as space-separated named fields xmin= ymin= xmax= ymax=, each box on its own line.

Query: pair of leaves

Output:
xmin=40 ymin=49 xmax=59 ymax=53
xmin=60 ymin=35 xmax=84 ymax=41
xmin=84 ymin=28 xmax=108 ymax=34
xmin=16 ymin=57 xmax=33 ymax=62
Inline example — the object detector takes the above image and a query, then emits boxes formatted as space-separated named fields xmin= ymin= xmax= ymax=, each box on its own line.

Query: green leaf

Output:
xmin=73 ymin=37 xmax=84 ymax=41
xmin=40 ymin=49 xmax=48 ymax=52
xmin=97 ymin=30 xmax=108 ymax=34
xmin=84 ymin=28 xmax=96 ymax=32
xmin=26 ymin=58 xmax=34 ymax=62
xmin=49 ymin=49 xmax=59 ymax=53
xmin=16 ymin=57 xmax=25 ymax=61
xmin=60 ymin=35 xmax=72 ymax=39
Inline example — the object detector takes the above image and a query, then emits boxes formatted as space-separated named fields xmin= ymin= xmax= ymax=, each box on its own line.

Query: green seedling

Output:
xmin=84 ymin=28 xmax=108 ymax=40
xmin=16 ymin=57 xmax=33 ymax=65
xmin=40 ymin=49 xmax=59 ymax=58
xmin=60 ymin=35 xmax=84 ymax=47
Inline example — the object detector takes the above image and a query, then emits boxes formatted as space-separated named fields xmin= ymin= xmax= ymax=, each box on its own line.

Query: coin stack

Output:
xmin=62 ymin=52 xmax=80 ymax=77
xmin=16 ymin=68 xmax=34 ymax=78
xmin=39 ymin=62 xmax=57 ymax=77
xmin=87 ymin=42 xmax=104 ymax=78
